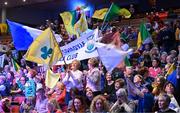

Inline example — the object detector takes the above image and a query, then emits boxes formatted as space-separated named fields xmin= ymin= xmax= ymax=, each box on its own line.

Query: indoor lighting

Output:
xmin=4 ymin=1 xmax=8 ymax=5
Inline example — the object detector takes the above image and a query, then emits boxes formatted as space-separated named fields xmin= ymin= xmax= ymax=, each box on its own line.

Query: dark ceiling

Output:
xmin=0 ymin=0 xmax=51 ymax=8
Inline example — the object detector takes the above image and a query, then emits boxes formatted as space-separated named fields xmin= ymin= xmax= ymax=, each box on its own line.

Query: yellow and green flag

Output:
xmin=137 ymin=23 xmax=152 ymax=49
xmin=45 ymin=69 xmax=60 ymax=88
xmin=11 ymin=58 xmax=20 ymax=71
xmin=74 ymin=11 xmax=88 ymax=37
xmin=60 ymin=11 xmax=77 ymax=35
xmin=25 ymin=28 xmax=62 ymax=68
xmin=93 ymin=3 xmax=131 ymax=21
xmin=92 ymin=8 xmax=108 ymax=20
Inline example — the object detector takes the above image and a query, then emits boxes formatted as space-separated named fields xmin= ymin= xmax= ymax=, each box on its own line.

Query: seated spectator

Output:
xmin=51 ymin=82 xmax=66 ymax=111
xmin=163 ymin=82 xmax=180 ymax=112
xmin=20 ymin=97 xmax=34 ymax=113
xmin=69 ymin=95 xmax=87 ymax=113
xmin=155 ymin=93 xmax=176 ymax=113
xmin=34 ymin=88 xmax=48 ymax=113
xmin=85 ymin=87 xmax=94 ymax=108
xmin=149 ymin=58 xmax=162 ymax=78
xmin=90 ymin=95 xmax=110 ymax=113
xmin=0 ymin=76 xmax=8 ymax=97
xmin=47 ymin=99 xmax=62 ymax=113
xmin=110 ymin=88 xmax=135 ymax=113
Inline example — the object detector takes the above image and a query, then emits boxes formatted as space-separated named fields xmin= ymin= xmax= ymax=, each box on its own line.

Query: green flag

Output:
xmin=137 ymin=23 xmax=152 ymax=49
xmin=124 ymin=56 xmax=131 ymax=66
xmin=104 ymin=3 xmax=121 ymax=21
xmin=11 ymin=58 xmax=20 ymax=71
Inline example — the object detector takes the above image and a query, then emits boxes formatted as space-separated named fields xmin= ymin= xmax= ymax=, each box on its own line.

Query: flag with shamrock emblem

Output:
xmin=25 ymin=28 xmax=62 ymax=68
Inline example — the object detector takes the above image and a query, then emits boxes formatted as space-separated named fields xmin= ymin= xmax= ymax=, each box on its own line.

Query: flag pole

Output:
xmin=101 ymin=3 xmax=113 ymax=30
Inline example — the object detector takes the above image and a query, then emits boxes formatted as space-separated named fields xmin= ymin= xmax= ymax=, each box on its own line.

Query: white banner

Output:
xmin=56 ymin=29 xmax=99 ymax=65
xmin=0 ymin=54 xmax=5 ymax=68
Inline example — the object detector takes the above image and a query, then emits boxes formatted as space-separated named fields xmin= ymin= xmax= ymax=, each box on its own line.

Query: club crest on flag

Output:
xmin=85 ymin=34 xmax=96 ymax=53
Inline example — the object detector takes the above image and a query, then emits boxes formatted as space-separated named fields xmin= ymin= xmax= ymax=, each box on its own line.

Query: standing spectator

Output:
xmin=103 ymin=72 xmax=115 ymax=103
xmin=62 ymin=60 xmax=84 ymax=105
xmin=25 ymin=69 xmax=36 ymax=98
xmin=129 ymin=4 xmax=135 ymax=18
xmin=85 ymin=58 xmax=101 ymax=96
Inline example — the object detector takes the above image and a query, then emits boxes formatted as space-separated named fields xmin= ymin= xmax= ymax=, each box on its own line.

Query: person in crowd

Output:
xmin=150 ymin=47 xmax=160 ymax=59
xmin=138 ymin=67 xmax=154 ymax=84
xmin=69 ymin=95 xmax=87 ymax=113
xmin=20 ymin=97 xmax=34 ymax=113
xmin=62 ymin=60 xmax=84 ymax=105
xmin=110 ymin=88 xmax=135 ymax=113
xmin=140 ymin=52 xmax=152 ymax=67
xmin=0 ymin=76 xmax=8 ymax=97
xmin=149 ymin=58 xmax=162 ymax=78
xmin=155 ymin=93 xmax=176 ymax=113
xmin=152 ymin=76 xmax=166 ymax=99
xmin=25 ymin=69 xmax=36 ymax=98
xmin=85 ymin=58 xmax=101 ymax=96
xmin=103 ymin=72 xmax=115 ymax=103
xmin=163 ymin=81 xmax=180 ymax=112
xmin=67 ymin=87 xmax=79 ymax=111
xmin=50 ymin=82 xmax=66 ymax=111
xmin=11 ymin=76 xmax=27 ymax=96
xmin=166 ymin=55 xmax=174 ymax=65
xmin=47 ymin=99 xmax=62 ymax=113
xmin=90 ymin=95 xmax=110 ymax=113
xmin=34 ymin=88 xmax=48 ymax=113
xmin=160 ymin=52 xmax=168 ymax=67
xmin=85 ymin=87 xmax=94 ymax=108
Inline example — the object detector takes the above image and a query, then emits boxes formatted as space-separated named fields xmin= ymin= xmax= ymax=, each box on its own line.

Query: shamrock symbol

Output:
xmin=41 ymin=46 xmax=53 ymax=59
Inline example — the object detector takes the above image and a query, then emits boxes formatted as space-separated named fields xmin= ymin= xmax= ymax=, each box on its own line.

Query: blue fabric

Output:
xmin=7 ymin=20 xmax=34 ymax=50
xmin=167 ymin=70 xmax=177 ymax=87
xmin=65 ymin=91 xmax=71 ymax=105
xmin=25 ymin=79 xmax=36 ymax=97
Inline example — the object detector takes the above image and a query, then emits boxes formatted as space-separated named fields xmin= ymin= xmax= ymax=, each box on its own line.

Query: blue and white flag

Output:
xmin=7 ymin=20 xmax=62 ymax=50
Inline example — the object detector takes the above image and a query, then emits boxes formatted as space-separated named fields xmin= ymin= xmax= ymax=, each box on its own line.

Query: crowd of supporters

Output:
xmin=0 ymin=9 xmax=180 ymax=113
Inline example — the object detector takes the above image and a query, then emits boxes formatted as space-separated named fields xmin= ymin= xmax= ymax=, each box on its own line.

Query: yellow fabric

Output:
xmin=74 ymin=11 xmax=88 ymax=37
xmin=175 ymin=27 xmax=180 ymax=41
xmin=45 ymin=69 xmax=60 ymax=88
xmin=119 ymin=8 xmax=131 ymax=19
xmin=165 ymin=63 xmax=176 ymax=77
xmin=0 ymin=23 xmax=8 ymax=34
xmin=25 ymin=28 xmax=62 ymax=68
xmin=60 ymin=12 xmax=77 ymax=35
xmin=137 ymin=32 xmax=142 ymax=49
xmin=92 ymin=8 xmax=108 ymax=20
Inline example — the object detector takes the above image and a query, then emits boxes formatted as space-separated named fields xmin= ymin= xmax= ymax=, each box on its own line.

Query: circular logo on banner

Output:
xmin=85 ymin=36 xmax=96 ymax=53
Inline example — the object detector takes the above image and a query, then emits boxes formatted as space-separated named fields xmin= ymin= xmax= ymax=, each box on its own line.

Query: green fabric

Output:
xmin=124 ymin=56 xmax=131 ymax=66
xmin=105 ymin=3 xmax=121 ymax=21
xmin=70 ymin=10 xmax=76 ymax=26
xmin=139 ymin=23 xmax=151 ymax=42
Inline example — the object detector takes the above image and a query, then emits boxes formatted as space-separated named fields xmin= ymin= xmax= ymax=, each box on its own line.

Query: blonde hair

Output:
xmin=72 ymin=60 xmax=81 ymax=69
xmin=90 ymin=95 xmax=109 ymax=113
xmin=88 ymin=58 xmax=99 ymax=67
